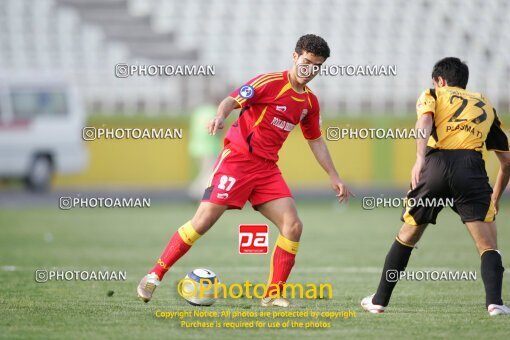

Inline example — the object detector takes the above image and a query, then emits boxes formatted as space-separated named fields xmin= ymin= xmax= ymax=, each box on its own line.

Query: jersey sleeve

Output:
xmin=300 ymin=94 xmax=322 ymax=140
xmin=416 ymin=89 xmax=436 ymax=118
xmin=486 ymin=109 xmax=510 ymax=151
xmin=229 ymin=74 xmax=273 ymax=109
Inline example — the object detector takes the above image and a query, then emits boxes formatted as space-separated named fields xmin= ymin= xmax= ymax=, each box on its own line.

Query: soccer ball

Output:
xmin=181 ymin=268 xmax=219 ymax=306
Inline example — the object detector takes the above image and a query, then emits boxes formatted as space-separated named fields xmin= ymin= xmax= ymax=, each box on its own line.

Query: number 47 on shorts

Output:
xmin=218 ymin=175 xmax=236 ymax=191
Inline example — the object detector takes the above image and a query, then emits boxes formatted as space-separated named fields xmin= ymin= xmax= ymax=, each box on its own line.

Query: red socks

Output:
xmin=149 ymin=223 xmax=300 ymax=298
xmin=150 ymin=221 xmax=201 ymax=280
xmin=265 ymin=234 xmax=299 ymax=298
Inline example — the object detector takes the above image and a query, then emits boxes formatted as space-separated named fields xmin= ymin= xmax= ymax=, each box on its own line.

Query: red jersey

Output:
xmin=226 ymin=70 xmax=322 ymax=161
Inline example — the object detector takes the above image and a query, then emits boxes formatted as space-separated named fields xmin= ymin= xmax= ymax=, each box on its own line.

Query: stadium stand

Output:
xmin=0 ymin=0 xmax=508 ymax=116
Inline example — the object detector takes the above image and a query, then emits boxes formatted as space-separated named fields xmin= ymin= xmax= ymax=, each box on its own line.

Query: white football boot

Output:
xmin=361 ymin=294 xmax=385 ymax=313
xmin=488 ymin=304 xmax=510 ymax=316
xmin=261 ymin=297 xmax=291 ymax=308
xmin=137 ymin=273 xmax=160 ymax=303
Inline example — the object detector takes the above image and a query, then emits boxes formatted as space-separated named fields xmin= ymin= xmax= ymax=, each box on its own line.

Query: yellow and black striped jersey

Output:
xmin=416 ymin=86 xmax=509 ymax=152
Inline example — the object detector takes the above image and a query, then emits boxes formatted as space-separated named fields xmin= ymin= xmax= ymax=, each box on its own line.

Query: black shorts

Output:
xmin=401 ymin=148 xmax=495 ymax=226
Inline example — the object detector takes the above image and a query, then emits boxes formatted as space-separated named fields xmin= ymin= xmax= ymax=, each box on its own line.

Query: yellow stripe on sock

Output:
xmin=177 ymin=221 xmax=201 ymax=246
xmin=480 ymin=248 xmax=498 ymax=257
xmin=276 ymin=234 xmax=299 ymax=255
xmin=395 ymin=236 xmax=415 ymax=248
xmin=265 ymin=244 xmax=277 ymax=291
xmin=265 ymin=234 xmax=299 ymax=297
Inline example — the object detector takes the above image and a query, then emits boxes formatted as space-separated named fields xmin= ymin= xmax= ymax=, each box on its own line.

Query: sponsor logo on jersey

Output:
xmin=271 ymin=117 xmax=295 ymax=132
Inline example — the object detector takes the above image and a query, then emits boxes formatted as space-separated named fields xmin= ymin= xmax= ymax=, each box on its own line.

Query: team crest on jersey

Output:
xmin=300 ymin=109 xmax=309 ymax=121
xmin=239 ymin=85 xmax=255 ymax=99
xmin=276 ymin=105 xmax=287 ymax=112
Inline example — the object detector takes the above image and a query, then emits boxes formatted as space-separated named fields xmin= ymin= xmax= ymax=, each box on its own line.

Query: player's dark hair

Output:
xmin=295 ymin=34 xmax=330 ymax=59
xmin=431 ymin=57 xmax=469 ymax=89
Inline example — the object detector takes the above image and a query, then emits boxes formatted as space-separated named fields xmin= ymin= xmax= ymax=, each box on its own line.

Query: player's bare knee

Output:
xmin=465 ymin=221 xmax=498 ymax=255
xmin=282 ymin=219 xmax=303 ymax=241
xmin=398 ymin=223 xmax=427 ymax=246
xmin=476 ymin=241 xmax=497 ymax=255
xmin=190 ymin=213 xmax=216 ymax=234
xmin=190 ymin=203 xmax=226 ymax=234
xmin=478 ymin=233 xmax=497 ymax=250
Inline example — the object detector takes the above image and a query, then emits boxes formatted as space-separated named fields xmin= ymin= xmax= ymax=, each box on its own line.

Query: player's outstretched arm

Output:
xmin=307 ymin=137 xmax=353 ymax=203
xmin=208 ymin=97 xmax=240 ymax=135
xmin=411 ymin=113 xmax=434 ymax=189
xmin=492 ymin=151 xmax=510 ymax=215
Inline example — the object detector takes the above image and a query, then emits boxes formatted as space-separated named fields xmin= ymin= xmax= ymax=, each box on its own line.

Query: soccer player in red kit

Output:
xmin=137 ymin=34 xmax=352 ymax=307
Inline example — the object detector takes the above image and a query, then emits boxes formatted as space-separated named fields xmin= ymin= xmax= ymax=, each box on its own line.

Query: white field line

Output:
xmin=2 ymin=265 xmax=464 ymax=273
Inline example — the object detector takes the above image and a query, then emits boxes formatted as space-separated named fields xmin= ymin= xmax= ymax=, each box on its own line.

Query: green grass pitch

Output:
xmin=1 ymin=199 xmax=509 ymax=339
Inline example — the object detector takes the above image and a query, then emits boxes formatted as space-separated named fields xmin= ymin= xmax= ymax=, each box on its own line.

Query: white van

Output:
xmin=0 ymin=77 xmax=88 ymax=191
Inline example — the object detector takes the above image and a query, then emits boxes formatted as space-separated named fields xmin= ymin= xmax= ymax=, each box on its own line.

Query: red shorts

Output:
xmin=201 ymin=146 xmax=292 ymax=209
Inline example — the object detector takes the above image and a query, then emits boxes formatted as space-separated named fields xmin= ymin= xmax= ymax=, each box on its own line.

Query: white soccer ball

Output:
xmin=181 ymin=268 xmax=220 ymax=306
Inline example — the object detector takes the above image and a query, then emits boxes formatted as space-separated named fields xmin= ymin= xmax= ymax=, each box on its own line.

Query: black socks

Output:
xmin=372 ymin=242 xmax=505 ymax=308
xmin=372 ymin=239 xmax=414 ymax=306
xmin=481 ymin=250 xmax=504 ymax=307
